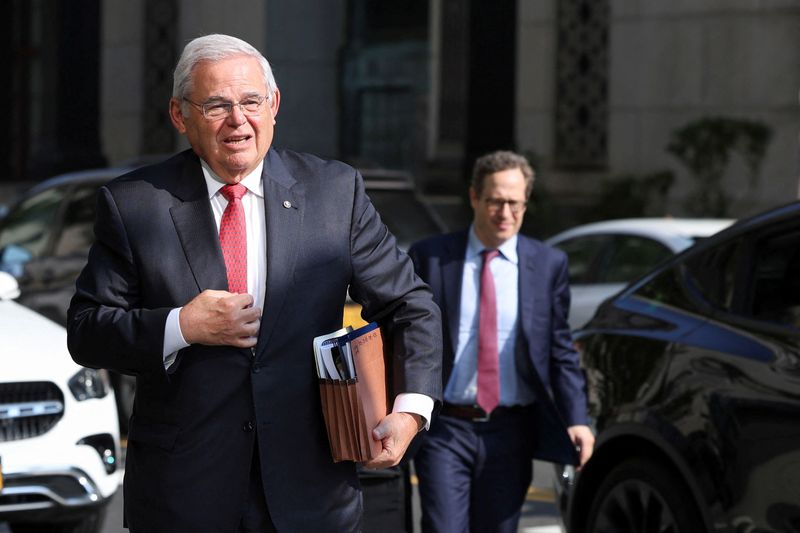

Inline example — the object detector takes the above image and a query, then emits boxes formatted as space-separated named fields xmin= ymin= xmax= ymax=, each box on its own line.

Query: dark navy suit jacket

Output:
xmin=67 ymin=148 xmax=442 ymax=532
xmin=408 ymin=230 xmax=586 ymax=465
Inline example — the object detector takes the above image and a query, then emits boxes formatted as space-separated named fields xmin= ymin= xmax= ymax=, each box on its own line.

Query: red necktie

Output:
xmin=477 ymin=249 xmax=500 ymax=414
xmin=219 ymin=184 xmax=248 ymax=294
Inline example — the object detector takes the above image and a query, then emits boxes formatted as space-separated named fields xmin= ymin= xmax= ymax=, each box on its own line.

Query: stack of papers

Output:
xmin=313 ymin=326 xmax=354 ymax=380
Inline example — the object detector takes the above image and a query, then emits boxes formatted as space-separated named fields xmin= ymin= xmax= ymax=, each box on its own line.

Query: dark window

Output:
xmin=682 ymin=242 xmax=740 ymax=312
xmin=555 ymin=234 xmax=671 ymax=285
xmin=340 ymin=0 xmax=428 ymax=170
xmin=554 ymin=235 xmax=609 ymax=284
xmin=364 ymin=1 xmax=428 ymax=42
xmin=0 ymin=186 xmax=67 ymax=259
xmin=637 ymin=225 xmax=800 ymax=329
xmin=600 ymin=236 xmax=672 ymax=283
xmin=635 ymin=240 xmax=739 ymax=314
xmin=54 ymin=185 xmax=98 ymax=257
xmin=635 ymin=262 xmax=695 ymax=312
xmin=747 ymin=227 xmax=800 ymax=329
xmin=358 ymin=88 xmax=416 ymax=169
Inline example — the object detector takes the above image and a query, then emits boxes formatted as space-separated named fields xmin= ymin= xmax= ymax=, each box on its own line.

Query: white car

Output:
xmin=546 ymin=218 xmax=734 ymax=330
xmin=0 ymin=272 xmax=120 ymax=533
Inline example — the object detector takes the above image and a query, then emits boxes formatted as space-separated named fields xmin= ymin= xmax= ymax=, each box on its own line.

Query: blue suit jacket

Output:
xmin=67 ymin=149 xmax=442 ymax=532
xmin=408 ymin=229 xmax=586 ymax=464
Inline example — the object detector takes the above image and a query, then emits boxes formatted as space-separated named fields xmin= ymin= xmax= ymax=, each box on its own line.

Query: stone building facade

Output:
xmin=4 ymin=0 xmax=799 ymax=230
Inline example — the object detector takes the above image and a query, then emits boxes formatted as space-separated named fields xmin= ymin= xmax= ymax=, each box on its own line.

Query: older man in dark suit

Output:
xmin=67 ymin=34 xmax=441 ymax=533
xmin=408 ymin=151 xmax=593 ymax=533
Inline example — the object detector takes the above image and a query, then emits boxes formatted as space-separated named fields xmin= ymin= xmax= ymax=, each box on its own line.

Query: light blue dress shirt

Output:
xmin=444 ymin=226 xmax=536 ymax=407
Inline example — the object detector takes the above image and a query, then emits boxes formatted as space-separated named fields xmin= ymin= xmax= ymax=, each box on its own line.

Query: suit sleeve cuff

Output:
xmin=392 ymin=393 xmax=434 ymax=431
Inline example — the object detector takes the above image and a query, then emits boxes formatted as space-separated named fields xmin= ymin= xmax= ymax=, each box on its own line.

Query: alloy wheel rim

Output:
xmin=593 ymin=479 xmax=678 ymax=533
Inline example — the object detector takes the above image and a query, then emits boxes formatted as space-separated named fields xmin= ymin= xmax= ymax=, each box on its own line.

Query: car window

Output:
xmin=683 ymin=241 xmax=740 ymax=311
xmin=600 ymin=236 xmax=672 ymax=283
xmin=636 ymin=224 xmax=800 ymax=330
xmin=0 ymin=186 xmax=68 ymax=259
xmin=635 ymin=240 xmax=739 ymax=314
xmin=553 ymin=235 xmax=609 ymax=284
xmin=54 ymin=184 xmax=99 ymax=257
xmin=367 ymin=189 xmax=442 ymax=249
xmin=747 ymin=226 xmax=800 ymax=329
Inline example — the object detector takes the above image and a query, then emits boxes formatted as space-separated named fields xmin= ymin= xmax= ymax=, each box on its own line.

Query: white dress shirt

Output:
xmin=445 ymin=226 xmax=536 ymax=407
xmin=162 ymin=160 xmax=265 ymax=363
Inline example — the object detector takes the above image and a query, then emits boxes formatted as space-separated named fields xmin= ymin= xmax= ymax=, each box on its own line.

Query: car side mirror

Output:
xmin=0 ymin=271 xmax=20 ymax=300
xmin=0 ymin=244 xmax=33 ymax=278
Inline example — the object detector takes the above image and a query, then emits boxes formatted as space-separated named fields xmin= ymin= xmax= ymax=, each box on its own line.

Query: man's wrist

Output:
xmin=392 ymin=393 xmax=433 ymax=431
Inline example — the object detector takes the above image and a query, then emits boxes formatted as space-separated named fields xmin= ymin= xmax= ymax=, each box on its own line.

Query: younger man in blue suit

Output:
xmin=408 ymin=150 xmax=594 ymax=533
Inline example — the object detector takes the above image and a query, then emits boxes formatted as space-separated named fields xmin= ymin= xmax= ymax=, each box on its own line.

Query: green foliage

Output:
xmin=594 ymin=171 xmax=674 ymax=220
xmin=523 ymin=170 xmax=674 ymax=239
xmin=519 ymin=150 xmax=677 ymax=237
xmin=667 ymin=117 xmax=772 ymax=217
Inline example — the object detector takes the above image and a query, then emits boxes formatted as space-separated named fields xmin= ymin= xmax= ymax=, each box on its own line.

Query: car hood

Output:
xmin=0 ymin=299 xmax=84 ymax=381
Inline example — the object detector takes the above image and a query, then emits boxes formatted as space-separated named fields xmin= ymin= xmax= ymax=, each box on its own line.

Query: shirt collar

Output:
xmin=200 ymin=159 xmax=264 ymax=199
xmin=466 ymin=225 xmax=519 ymax=265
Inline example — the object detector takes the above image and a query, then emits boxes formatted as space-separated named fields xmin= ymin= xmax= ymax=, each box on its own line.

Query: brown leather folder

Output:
xmin=317 ymin=323 xmax=389 ymax=462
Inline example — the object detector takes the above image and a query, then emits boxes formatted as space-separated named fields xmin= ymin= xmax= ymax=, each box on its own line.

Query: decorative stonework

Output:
xmin=555 ymin=0 xmax=609 ymax=169
xmin=142 ymin=0 xmax=177 ymax=153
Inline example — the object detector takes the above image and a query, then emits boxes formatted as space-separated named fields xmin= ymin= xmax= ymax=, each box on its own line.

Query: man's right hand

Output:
xmin=179 ymin=290 xmax=261 ymax=348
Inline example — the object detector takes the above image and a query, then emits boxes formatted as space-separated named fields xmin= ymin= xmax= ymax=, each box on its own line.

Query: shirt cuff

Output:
xmin=163 ymin=307 xmax=190 ymax=370
xmin=392 ymin=393 xmax=434 ymax=431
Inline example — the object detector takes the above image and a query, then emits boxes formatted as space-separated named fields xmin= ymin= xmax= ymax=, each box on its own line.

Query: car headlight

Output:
xmin=68 ymin=368 xmax=111 ymax=401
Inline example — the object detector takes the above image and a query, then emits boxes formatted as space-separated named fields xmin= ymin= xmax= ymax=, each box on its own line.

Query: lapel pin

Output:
xmin=282 ymin=200 xmax=292 ymax=209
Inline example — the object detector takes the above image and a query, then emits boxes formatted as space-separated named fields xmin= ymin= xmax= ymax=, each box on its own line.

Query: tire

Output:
xmin=584 ymin=457 xmax=704 ymax=533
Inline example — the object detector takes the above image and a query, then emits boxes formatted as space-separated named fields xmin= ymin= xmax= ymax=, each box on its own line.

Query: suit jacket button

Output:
xmin=252 ymin=363 xmax=260 ymax=373
xmin=243 ymin=421 xmax=255 ymax=432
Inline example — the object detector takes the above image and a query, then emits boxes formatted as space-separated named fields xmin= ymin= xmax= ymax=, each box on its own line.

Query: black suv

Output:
xmin=561 ymin=201 xmax=800 ymax=533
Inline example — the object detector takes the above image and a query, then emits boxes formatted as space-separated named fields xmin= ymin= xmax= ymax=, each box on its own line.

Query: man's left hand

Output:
xmin=363 ymin=412 xmax=422 ymax=469
xmin=567 ymin=424 xmax=595 ymax=469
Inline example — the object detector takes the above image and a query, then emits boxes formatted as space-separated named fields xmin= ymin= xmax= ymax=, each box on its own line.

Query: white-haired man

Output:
xmin=68 ymin=34 xmax=442 ymax=533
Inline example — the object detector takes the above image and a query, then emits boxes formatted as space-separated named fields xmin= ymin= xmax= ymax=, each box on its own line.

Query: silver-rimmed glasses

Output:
xmin=183 ymin=94 xmax=269 ymax=120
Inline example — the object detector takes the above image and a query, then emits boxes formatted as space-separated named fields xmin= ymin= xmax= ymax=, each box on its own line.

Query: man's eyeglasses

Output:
xmin=483 ymin=198 xmax=527 ymax=214
xmin=183 ymin=94 xmax=269 ymax=120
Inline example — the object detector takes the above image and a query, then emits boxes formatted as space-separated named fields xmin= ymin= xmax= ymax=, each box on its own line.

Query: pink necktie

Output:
xmin=219 ymin=184 xmax=248 ymax=294
xmin=477 ymin=249 xmax=500 ymax=414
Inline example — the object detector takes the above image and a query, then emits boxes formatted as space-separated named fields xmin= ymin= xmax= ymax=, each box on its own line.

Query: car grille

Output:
xmin=0 ymin=381 xmax=65 ymax=442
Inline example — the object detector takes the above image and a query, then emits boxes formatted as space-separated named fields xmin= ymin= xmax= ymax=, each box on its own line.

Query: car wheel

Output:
xmin=585 ymin=457 xmax=703 ymax=533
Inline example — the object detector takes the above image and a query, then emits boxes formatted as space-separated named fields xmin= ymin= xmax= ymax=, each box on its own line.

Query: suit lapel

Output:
xmin=517 ymin=238 xmax=538 ymax=357
xmin=257 ymin=149 xmax=305 ymax=351
xmin=442 ymin=232 xmax=468 ymax=361
xmin=169 ymin=152 xmax=229 ymax=292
